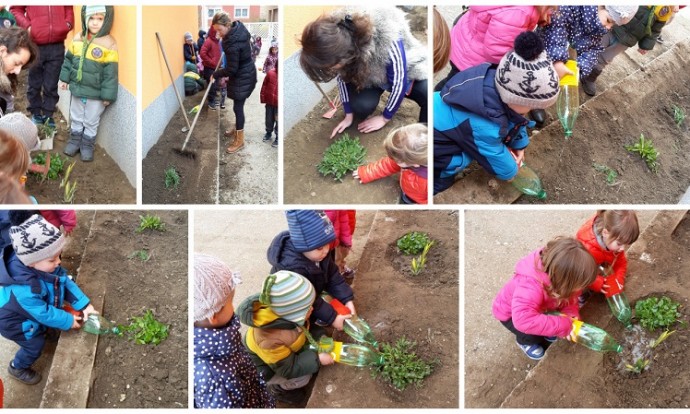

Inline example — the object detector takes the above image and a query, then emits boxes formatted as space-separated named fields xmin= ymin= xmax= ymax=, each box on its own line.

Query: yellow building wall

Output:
xmin=65 ymin=6 xmax=137 ymax=96
xmin=283 ymin=6 xmax=337 ymax=57
xmin=142 ymin=6 xmax=199 ymax=109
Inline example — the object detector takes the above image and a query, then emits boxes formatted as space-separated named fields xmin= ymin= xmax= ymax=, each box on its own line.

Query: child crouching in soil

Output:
xmin=193 ymin=254 xmax=274 ymax=408
xmin=492 ymin=237 xmax=597 ymax=360
xmin=0 ymin=213 xmax=96 ymax=385
xmin=353 ymin=123 xmax=428 ymax=204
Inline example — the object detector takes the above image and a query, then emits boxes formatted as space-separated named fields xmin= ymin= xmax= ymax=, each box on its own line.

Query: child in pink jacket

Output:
xmin=324 ymin=210 xmax=356 ymax=280
xmin=492 ymin=237 xmax=597 ymax=360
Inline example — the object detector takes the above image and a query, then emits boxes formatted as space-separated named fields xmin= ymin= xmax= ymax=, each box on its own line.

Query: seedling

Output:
xmin=136 ymin=214 xmax=166 ymax=233
xmin=60 ymin=162 xmax=77 ymax=203
xmin=592 ymin=164 xmax=619 ymax=185
xmin=371 ymin=337 xmax=435 ymax=390
xmin=128 ymin=249 xmax=151 ymax=262
xmin=625 ymin=134 xmax=659 ymax=173
xmin=625 ymin=357 xmax=649 ymax=374
xmin=35 ymin=119 xmax=56 ymax=138
xmin=672 ymin=104 xmax=685 ymax=127
xmin=635 ymin=296 xmax=682 ymax=331
xmin=31 ymin=152 xmax=66 ymax=180
xmin=118 ymin=310 xmax=169 ymax=345
xmin=317 ymin=133 xmax=366 ymax=181
xmin=410 ymin=241 xmax=434 ymax=276
xmin=397 ymin=231 xmax=432 ymax=255
xmin=164 ymin=166 xmax=180 ymax=190
xmin=649 ymin=329 xmax=676 ymax=349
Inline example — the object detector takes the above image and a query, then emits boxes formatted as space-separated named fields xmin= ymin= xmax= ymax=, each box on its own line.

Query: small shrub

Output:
xmin=31 ymin=152 xmax=66 ymax=180
xmin=137 ymin=214 xmax=166 ymax=233
xmin=410 ymin=241 xmax=434 ymax=276
xmin=635 ymin=296 xmax=682 ymax=331
xmin=625 ymin=134 xmax=659 ymax=173
xmin=397 ymin=231 xmax=432 ymax=255
xmin=164 ymin=166 xmax=180 ymax=190
xmin=592 ymin=164 xmax=618 ymax=185
xmin=371 ymin=337 xmax=435 ymax=390
xmin=625 ymin=358 xmax=649 ymax=374
xmin=317 ymin=134 xmax=366 ymax=181
xmin=118 ymin=310 xmax=169 ymax=345
xmin=128 ymin=249 xmax=151 ymax=262
xmin=672 ymin=104 xmax=685 ymax=127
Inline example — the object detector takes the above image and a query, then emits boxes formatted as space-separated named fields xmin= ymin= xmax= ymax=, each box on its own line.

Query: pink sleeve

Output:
xmin=338 ymin=213 xmax=352 ymax=247
xmin=483 ymin=8 xmax=538 ymax=64
xmin=57 ymin=210 xmax=77 ymax=233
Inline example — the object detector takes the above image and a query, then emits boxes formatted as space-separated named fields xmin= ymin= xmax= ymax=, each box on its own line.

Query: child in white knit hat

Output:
xmin=0 ymin=213 xmax=96 ymax=385
xmin=193 ymin=254 xmax=274 ymax=408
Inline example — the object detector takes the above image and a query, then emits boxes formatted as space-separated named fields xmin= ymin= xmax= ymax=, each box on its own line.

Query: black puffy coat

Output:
xmin=213 ymin=21 xmax=257 ymax=101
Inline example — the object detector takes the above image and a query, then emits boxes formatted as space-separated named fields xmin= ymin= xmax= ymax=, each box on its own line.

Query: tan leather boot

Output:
xmin=224 ymin=124 xmax=236 ymax=138
xmin=226 ymin=129 xmax=245 ymax=153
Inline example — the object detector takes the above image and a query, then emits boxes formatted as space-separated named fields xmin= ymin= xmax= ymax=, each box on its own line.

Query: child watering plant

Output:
xmin=58 ymin=5 xmax=118 ymax=162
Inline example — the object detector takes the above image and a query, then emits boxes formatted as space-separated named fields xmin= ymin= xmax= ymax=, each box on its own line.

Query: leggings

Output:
xmin=233 ymin=98 xmax=246 ymax=130
xmin=500 ymin=318 xmax=552 ymax=347
xmin=346 ymin=79 xmax=428 ymax=123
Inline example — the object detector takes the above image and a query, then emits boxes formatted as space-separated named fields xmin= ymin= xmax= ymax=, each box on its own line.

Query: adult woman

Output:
xmin=211 ymin=11 xmax=257 ymax=154
xmin=0 ymin=27 xmax=38 ymax=115
xmin=300 ymin=7 xmax=428 ymax=138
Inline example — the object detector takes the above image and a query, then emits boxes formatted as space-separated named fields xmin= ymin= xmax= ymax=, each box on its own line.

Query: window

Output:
xmin=234 ymin=7 xmax=249 ymax=19
xmin=207 ymin=7 xmax=222 ymax=18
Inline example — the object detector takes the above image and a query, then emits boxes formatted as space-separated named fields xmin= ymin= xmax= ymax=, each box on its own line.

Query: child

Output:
xmin=324 ymin=210 xmax=356 ymax=280
xmin=40 ymin=210 xmax=77 ymax=237
xmin=434 ymin=31 xmax=559 ymax=195
xmin=354 ymin=123 xmax=428 ymax=204
xmin=433 ymin=6 xmax=451 ymax=75
xmin=183 ymin=31 xmax=199 ymax=64
xmin=200 ymin=26 xmax=221 ymax=109
xmin=267 ymin=210 xmax=355 ymax=330
xmin=0 ymin=129 xmax=30 ymax=184
xmin=0 ymin=174 xmax=30 ymax=204
xmin=217 ymin=76 xmax=228 ymax=110
xmin=58 ymin=6 xmax=118 ymax=162
xmin=183 ymin=61 xmax=206 ymax=96
xmin=262 ymin=45 xmax=278 ymax=74
xmin=193 ymin=254 xmax=274 ymax=408
xmin=260 ymin=61 xmax=278 ymax=148
xmin=575 ymin=210 xmax=639 ymax=306
xmin=0 ymin=213 xmax=95 ymax=384
xmin=237 ymin=270 xmax=334 ymax=404
xmin=585 ymin=6 xmax=679 ymax=96
xmin=492 ymin=237 xmax=597 ymax=360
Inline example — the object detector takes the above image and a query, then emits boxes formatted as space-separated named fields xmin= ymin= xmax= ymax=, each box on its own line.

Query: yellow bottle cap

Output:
xmin=559 ymin=60 xmax=579 ymax=87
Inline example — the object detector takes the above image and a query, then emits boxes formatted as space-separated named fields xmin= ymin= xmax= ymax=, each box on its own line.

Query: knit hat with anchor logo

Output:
xmin=9 ymin=214 xmax=66 ymax=266
xmin=495 ymin=31 xmax=559 ymax=110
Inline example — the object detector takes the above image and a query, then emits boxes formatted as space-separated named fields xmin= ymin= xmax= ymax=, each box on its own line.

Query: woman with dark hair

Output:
xmin=211 ymin=11 xmax=257 ymax=154
xmin=299 ymin=7 xmax=428 ymax=138
xmin=0 ymin=27 xmax=39 ymax=115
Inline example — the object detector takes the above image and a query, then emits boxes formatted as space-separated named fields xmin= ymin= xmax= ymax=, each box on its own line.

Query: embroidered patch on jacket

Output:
xmin=91 ymin=47 xmax=104 ymax=59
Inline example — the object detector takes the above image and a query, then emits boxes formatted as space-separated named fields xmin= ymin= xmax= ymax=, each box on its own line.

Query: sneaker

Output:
xmin=8 ymin=362 xmax=42 ymax=385
xmin=220 ymin=104 xmax=226 ymax=109
xmin=263 ymin=132 xmax=272 ymax=142
xmin=208 ymin=104 xmax=217 ymax=111
xmin=516 ymin=341 xmax=544 ymax=360
xmin=656 ymin=35 xmax=664 ymax=44
xmin=271 ymin=139 xmax=278 ymax=148
xmin=267 ymin=384 xmax=306 ymax=404
xmin=31 ymin=114 xmax=45 ymax=125
xmin=544 ymin=336 xmax=558 ymax=343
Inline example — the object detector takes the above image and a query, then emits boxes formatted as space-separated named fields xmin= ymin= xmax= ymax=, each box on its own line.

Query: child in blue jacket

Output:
xmin=0 ymin=213 xmax=95 ymax=385
xmin=434 ymin=32 xmax=560 ymax=195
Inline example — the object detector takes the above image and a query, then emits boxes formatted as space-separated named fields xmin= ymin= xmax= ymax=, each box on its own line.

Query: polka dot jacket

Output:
xmin=194 ymin=314 xmax=275 ymax=408
xmin=537 ymin=6 xmax=609 ymax=77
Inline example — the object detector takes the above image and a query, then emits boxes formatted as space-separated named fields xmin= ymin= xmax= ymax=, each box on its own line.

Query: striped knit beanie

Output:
xmin=10 ymin=214 xmax=66 ymax=266
xmin=495 ymin=31 xmax=559 ymax=110
xmin=286 ymin=210 xmax=335 ymax=253
xmin=193 ymin=254 xmax=242 ymax=322
xmin=260 ymin=270 xmax=315 ymax=325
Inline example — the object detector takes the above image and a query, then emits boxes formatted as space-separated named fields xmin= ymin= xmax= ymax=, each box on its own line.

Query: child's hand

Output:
xmin=71 ymin=314 xmax=83 ymax=330
xmin=509 ymin=149 xmax=525 ymax=167
xmin=330 ymin=113 xmax=353 ymax=139
xmin=81 ymin=304 xmax=97 ymax=320
xmin=319 ymin=352 xmax=335 ymax=366
xmin=332 ymin=313 xmax=352 ymax=331
xmin=103 ymin=101 xmax=111 ymax=107
xmin=352 ymin=169 xmax=362 ymax=183
xmin=553 ymin=61 xmax=574 ymax=79
xmin=344 ymin=300 xmax=356 ymax=315
xmin=599 ymin=283 xmax=609 ymax=295
xmin=58 ymin=81 xmax=69 ymax=90
xmin=637 ymin=48 xmax=647 ymax=55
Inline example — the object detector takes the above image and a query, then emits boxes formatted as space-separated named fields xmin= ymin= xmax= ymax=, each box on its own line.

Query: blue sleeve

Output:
xmin=337 ymin=76 xmax=352 ymax=114
xmin=17 ymin=288 xmax=73 ymax=331
xmin=382 ymin=38 xmax=408 ymax=119
xmin=63 ymin=277 xmax=90 ymax=311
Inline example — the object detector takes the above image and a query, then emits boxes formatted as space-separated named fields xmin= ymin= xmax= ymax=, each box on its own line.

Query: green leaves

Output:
xmin=317 ymin=134 xmax=366 ymax=181
xmin=592 ymin=164 xmax=619 ymax=186
xmin=31 ymin=152 xmax=66 ymax=180
xmin=672 ymin=104 xmax=685 ymax=128
xmin=625 ymin=134 xmax=659 ymax=173
xmin=164 ymin=166 xmax=180 ymax=190
xmin=410 ymin=241 xmax=434 ymax=276
xmin=635 ymin=296 xmax=682 ymax=331
xmin=128 ymin=249 xmax=151 ymax=262
xmin=136 ymin=214 xmax=166 ymax=233
xmin=397 ymin=231 xmax=432 ymax=255
xmin=119 ymin=310 xmax=169 ymax=345
xmin=625 ymin=357 xmax=649 ymax=374
xmin=371 ymin=337 xmax=435 ymax=390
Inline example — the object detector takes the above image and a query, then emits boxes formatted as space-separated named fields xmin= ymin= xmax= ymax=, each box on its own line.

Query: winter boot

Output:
xmin=267 ymin=384 xmax=306 ymax=404
xmin=8 ymin=362 xmax=41 ymax=385
xmin=530 ymin=109 xmax=546 ymax=127
xmin=263 ymin=132 xmax=272 ymax=142
xmin=80 ymin=135 xmax=96 ymax=162
xmin=226 ymin=129 xmax=244 ymax=153
xmin=64 ymin=131 xmax=82 ymax=157
xmin=581 ymin=66 xmax=603 ymax=97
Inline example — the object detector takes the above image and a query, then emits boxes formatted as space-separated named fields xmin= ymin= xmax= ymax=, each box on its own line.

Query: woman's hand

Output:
xmin=330 ymin=113 xmax=354 ymax=139
xmin=358 ymin=115 xmax=389 ymax=134
xmin=553 ymin=61 xmax=574 ymax=79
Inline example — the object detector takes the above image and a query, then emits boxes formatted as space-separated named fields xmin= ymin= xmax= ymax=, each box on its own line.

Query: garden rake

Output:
xmin=313 ymin=81 xmax=340 ymax=119
xmin=155 ymin=32 xmax=191 ymax=133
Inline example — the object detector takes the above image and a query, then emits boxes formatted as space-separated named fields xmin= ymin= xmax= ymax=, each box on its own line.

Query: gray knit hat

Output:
xmin=184 ymin=31 xmax=193 ymax=41
xmin=495 ymin=31 xmax=560 ymax=110
xmin=193 ymin=254 xmax=242 ymax=321
xmin=10 ymin=214 xmax=66 ymax=266
xmin=260 ymin=270 xmax=315 ymax=326
xmin=0 ymin=113 xmax=40 ymax=152
xmin=605 ymin=5 xmax=638 ymax=26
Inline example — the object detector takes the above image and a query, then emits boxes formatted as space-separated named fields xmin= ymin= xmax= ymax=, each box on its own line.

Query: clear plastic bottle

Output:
xmin=511 ymin=164 xmax=547 ymax=199
xmin=83 ymin=313 xmax=120 ymax=335
xmin=606 ymin=292 xmax=633 ymax=328
xmin=323 ymin=295 xmax=379 ymax=349
xmin=571 ymin=320 xmax=622 ymax=353
xmin=557 ymin=60 xmax=580 ymax=139
xmin=309 ymin=336 xmax=384 ymax=367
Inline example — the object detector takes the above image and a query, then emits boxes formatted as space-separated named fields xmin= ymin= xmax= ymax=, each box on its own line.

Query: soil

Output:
xmin=80 ymin=211 xmax=188 ymax=408
xmin=142 ymin=67 xmax=278 ymax=204
xmin=306 ymin=210 xmax=459 ymax=408
xmin=284 ymin=6 xmax=428 ymax=205
xmin=14 ymin=72 xmax=135 ymax=204
xmin=434 ymin=31 xmax=690 ymax=204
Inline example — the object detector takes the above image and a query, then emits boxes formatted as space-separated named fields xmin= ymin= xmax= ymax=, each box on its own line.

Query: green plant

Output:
xmin=31 ymin=152 xmax=66 ymax=180
xmin=672 ymin=104 xmax=685 ymax=127
xmin=625 ymin=134 xmax=659 ymax=173
xmin=136 ymin=214 xmax=166 ymax=233
xmin=128 ymin=249 xmax=151 ymax=262
xmin=635 ymin=296 xmax=682 ymax=331
xmin=118 ymin=310 xmax=169 ymax=345
xmin=164 ymin=166 xmax=180 ymax=189
xmin=593 ymin=164 xmax=619 ymax=185
xmin=60 ymin=162 xmax=77 ymax=203
xmin=317 ymin=134 xmax=366 ymax=181
xmin=36 ymin=119 xmax=56 ymax=138
xmin=371 ymin=337 xmax=435 ymax=390
xmin=397 ymin=231 xmax=432 ymax=255
xmin=625 ymin=357 xmax=649 ymax=374
xmin=410 ymin=241 xmax=434 ymax=276
xmin=649 ymin=329 xmax=676 ymax=349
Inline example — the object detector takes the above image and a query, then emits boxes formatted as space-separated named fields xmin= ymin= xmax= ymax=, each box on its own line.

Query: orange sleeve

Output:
xmin=357 ymin=157 xmax=401 ymax=184
xmin=400 ymin=170 xmax=428 ymax=204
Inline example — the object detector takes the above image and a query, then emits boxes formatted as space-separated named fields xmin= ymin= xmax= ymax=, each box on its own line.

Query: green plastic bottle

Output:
xmin=557 ymin=60 xmax=580 ymax=139
xmin=83 ymin=313 xmax=120 ymax=335
xmin=511 ymin=164 xmax=547 ymax=199
xmin=606 ymin=292 xmax=633 ymax=328
xmin=322 ymin=294 xmax=379 ymax=349
xmin=571 ymin=320 xmax=622 ymax=353
xmin=309 ymin=336 xmax=384 ymax=367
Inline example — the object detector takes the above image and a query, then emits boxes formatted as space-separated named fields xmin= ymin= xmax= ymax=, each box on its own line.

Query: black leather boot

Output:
xmin=582 ymin=66 xmax=603 ymax=97
xmin=530 ymin=109 xmax=546 ymax=127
